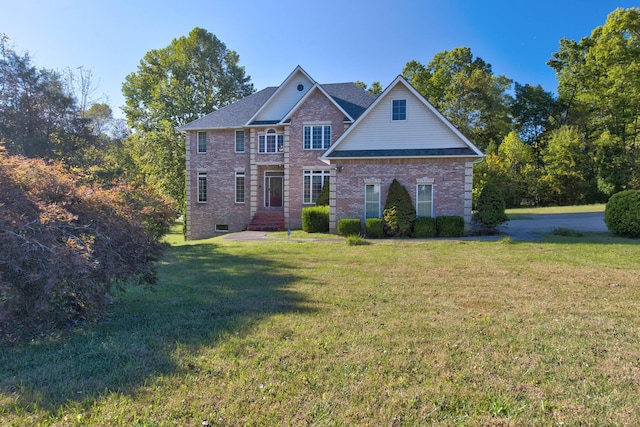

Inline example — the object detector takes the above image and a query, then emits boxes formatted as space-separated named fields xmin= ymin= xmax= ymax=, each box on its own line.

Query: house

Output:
xmin=180 ymin=66 xmax=484 ymax=240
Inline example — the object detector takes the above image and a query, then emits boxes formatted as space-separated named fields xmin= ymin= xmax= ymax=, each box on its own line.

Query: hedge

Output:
xmin=413 ymin=217 xmax=436 ymax=238
xmin=436 ymin=215 xmax=465 ymax=237
xmin=337 ymin=218 xmax=362 ymax=236
xmin=365 ymin=218 xmax=384 ymax=238
xmin=301 ymin=206 xmax=329 ymax=233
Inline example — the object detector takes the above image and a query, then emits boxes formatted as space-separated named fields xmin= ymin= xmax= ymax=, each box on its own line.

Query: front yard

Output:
xmin=1 ymin=221 xmax=639 ymax=425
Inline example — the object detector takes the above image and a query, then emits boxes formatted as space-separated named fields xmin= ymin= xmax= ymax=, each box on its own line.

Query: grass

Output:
xmin=506 ymin=203 xmax=605 ymax=218
xmin=1 ymin=222 xmax=640 ymax=425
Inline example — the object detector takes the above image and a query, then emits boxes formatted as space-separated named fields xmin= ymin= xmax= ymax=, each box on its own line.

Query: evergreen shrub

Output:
xmin=315 ymin=182 xmax=330 ymax=206
xmin=604 ymin=190 xmax=640 ymax=238
xmin=476 ymin=182 xmax=509 ymax=228
xmin=337 ymin=218 xmax=361 ymax=236
xmin=413 ymin=217 xmax=436 ymax=238
xmin=383 ymin=179 xmax=416 ymax=237
xmin=301 ymin=206 xmax=329 ymax=233
xmin=365 ymin=218 xmax=384 ymax=238
xmin=436 ymin=216 xmax=465 ymax=237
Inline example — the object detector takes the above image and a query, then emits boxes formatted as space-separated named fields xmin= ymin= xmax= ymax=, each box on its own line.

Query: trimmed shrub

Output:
xmin=604 ymin=190 xmax=640 ymax=238
xmin=365 ymin=218 xmax=384 ymax=238
xmin=383 ymin=179 xmax=416 ymax=237
xmin=413 ymin=217 xmax=436 ymax=238
xmin=436 ymin=216 xmax=465 ymax=237
xmin=315 ymin=182 xmax=330 ymax=206
xmin=337 ymin=218 xmax=362 ymax=236
xmin=476 ymin=182 xmax=509 ymax=229
xmin=302 ymin=206 xmax=329 ymax=233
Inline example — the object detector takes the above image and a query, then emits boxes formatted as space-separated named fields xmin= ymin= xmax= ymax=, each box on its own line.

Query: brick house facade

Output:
xmin=181 ymin=66 xmax=483 ymax=240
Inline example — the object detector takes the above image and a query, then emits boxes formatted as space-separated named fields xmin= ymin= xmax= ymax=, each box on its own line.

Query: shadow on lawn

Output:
xmin=0 ymin=240 xmax=312 ymax=413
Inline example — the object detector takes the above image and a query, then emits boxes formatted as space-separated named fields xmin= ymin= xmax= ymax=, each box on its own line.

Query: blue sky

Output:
xmin=1 ymin=0 xmax=636 ymax=119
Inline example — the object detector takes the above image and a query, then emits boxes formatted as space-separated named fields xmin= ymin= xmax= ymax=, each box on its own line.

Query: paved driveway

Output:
xmin=499 ymin=212 xmax=607 ymax=241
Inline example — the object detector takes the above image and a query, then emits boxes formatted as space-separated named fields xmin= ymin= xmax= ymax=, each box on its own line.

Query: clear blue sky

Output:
xmin=1 ymin=0 xmax=636 ymax=119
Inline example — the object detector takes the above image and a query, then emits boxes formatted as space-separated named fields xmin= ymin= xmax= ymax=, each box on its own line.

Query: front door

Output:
xmin=265 ymin=174 xmax=283 ymax=207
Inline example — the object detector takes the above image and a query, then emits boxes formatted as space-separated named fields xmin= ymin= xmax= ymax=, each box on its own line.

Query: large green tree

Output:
xmin=403 ymin=47 xmax=513 ymax=150
xmin=548 ymin=7 xmax=640 ymax=194
xmin=122 ymin=27 xmax=254 ymax=207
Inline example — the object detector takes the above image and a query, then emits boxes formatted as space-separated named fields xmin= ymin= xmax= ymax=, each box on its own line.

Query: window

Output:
xmin=235 ymin=130 xmax=245 ymax=153
xmin=304 ymin=125 xmax=331 ymax=150
xmin=303 ymin=170 xmax=330 ymax=204
xmin=392 ymin=99 xmax=406 ymax=121
xmin=416 ymin=184 xmax=433 ymax=217
xmin=235 ymin=172 xmax=245 ymax=203
xmin=215 ymin=224 xmax=229 ymax=232
xmin=365 ymin=184 xmax=381 ymax=219
xmin=197 ymin=172 xmax=207 ymax=203
xmin=258 ymin=129 xmax=284 ymax=153
xmin=197 ymin=131 xmax=207 ymax=153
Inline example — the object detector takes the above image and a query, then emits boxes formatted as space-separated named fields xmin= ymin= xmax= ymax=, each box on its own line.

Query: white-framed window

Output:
xmin=258 ymin=129 xmax=284 ymax=153
xmin=235 ymin=130 xmax=245 ymax=153
xmin=235 ymin=171 xmax=245 ymax=203
xmin=215 ymin=224 xmax=229 ymax=232
xmin=197 ymin=131 xmax=207 ymax=153
xmin=197 ymin=172 xmax=207 ymax=203
xmin=392 ymin=99 xmax=406 ymax=121
xmin=303 ymin=125 xmax=331 ymax=150
xmin=416 ymin=183 xmax=433 ymax=217
xmin=365 ymin=183 xmax=381 ymax=218
xmin=303 ymin=170 xmax=330 ymax=204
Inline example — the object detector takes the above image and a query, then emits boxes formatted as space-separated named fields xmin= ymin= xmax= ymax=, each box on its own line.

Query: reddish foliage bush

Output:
xmin=0 ymin=147 xmax=177 ymax=341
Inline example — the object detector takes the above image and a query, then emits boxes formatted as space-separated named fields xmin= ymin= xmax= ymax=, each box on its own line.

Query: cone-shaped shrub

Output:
xmin=315 ymin=181 xmax=330 ymax=206
xmin=383 ymin=179 xmax=416 ymax=237
xmin=476 ymin=182 xmax=509 ymax=229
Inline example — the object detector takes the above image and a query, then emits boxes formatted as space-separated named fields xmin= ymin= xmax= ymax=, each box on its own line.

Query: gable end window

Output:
xmin=197 ymin=131 xmax=207 ymax=153
xmin=304 ymin=125 xmax=331 ymax=150
xmin=197 ymin=172 xmax=207 ymax=203
xmin=235 ymin=130 xmax=245 ymax=153
xmin=258 ymin=129 xmax=284 ymax=153
xmin=392 ymin=99 xmax=406 ymax=121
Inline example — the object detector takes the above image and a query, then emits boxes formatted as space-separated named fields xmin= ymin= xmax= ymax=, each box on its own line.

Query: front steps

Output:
xmin=247 ymin=210 xmax=285 ymax=231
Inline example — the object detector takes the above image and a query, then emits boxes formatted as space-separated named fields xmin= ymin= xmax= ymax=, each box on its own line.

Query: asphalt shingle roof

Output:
xmin=179 ymin=82 xmax=377 ymax=131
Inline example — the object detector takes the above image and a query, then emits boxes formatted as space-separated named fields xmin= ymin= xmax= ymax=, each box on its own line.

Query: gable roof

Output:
xmin=321 ymin=75 xmax=484 ymax=160
xmin=179 ymin=66 xmax=377 ymax=131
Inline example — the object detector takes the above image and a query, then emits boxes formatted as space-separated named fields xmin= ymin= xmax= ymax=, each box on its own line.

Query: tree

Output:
xmin=548 ymin=8 xmax=640 ymax=195
xmin=382 ymin=179 xmax=415 ymax=237
xmin=354 ymin=80 xmax=383 ymax=95
xmin=0 ymin=146 xmax=177 ymax=341
xmin=122 ymin=27 xmax=254 ymax=208
xmin=403 ymin=47 xmax=513 ymax=150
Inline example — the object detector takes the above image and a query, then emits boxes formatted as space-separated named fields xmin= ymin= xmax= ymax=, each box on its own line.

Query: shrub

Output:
xmin=436 ymin=216 xmax=465 ymax=237
xmin=301 ymin=206 xmax=329 ymax=233
xmin=365 ymin=218 xmax=384 ymax=238
xmin=346 ymin=234 xmax=369 ymax=246
xmin=413 ymin=217 xmax=436 ymax=238
xmin=315 ymin=182 xmax=330 ymax=206
xmin=337 ymin=218 xmax=362 ymax=236
xmin=0 ymin=150 xmax=174 ymax=341
xmin=604 ymin=190 xmax=640 ymax=238
xmin=476 ymin=182 xmax=509 ymax=229
xmin=383 ymin=179 xmax=416 ymax=237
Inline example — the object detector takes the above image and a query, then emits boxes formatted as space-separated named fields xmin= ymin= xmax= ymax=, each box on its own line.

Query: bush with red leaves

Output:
xmin=0 ymin=146 xmax=177 ymax=341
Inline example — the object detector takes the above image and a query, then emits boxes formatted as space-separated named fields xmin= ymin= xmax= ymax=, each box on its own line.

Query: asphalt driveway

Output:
xmin=499 ymin=212 xmax=607 ymax=241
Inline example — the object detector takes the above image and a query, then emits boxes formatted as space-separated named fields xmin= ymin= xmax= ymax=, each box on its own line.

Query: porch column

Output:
xmin=250 ymin=129 xmax=258 ymax=218
xmin=329 ymin=166 xmax=337 ymax=233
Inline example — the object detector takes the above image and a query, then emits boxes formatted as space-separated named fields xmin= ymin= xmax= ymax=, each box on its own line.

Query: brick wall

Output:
xmin=331 ymin=158 xmax=474 ymax=232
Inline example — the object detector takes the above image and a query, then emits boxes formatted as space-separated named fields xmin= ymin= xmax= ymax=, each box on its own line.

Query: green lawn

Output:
xmin=1 ymin=223 xmax=639 ymax=425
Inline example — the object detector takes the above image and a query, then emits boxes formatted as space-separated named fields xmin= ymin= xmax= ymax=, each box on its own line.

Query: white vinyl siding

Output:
xmin=337 ymin=85 xmax=468 ymax=151
xmin=252 ymin=70 xmax=313 ymax=122
xmin=365 ymin=184 xmax=381 ymax=219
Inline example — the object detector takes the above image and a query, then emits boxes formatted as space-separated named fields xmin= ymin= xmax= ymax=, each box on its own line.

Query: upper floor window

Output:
xmin=235 ymin=130 xmax=245 ymax=153
xmin=304 ymin=125 xmax=331 ymax=150
xmin=197 ymin=131 xmax=207 ymax=153
xmin=392 ymin=99 xmax=406 ymax=121
xmin=259 ymin=129 xmax=284 ymax=153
